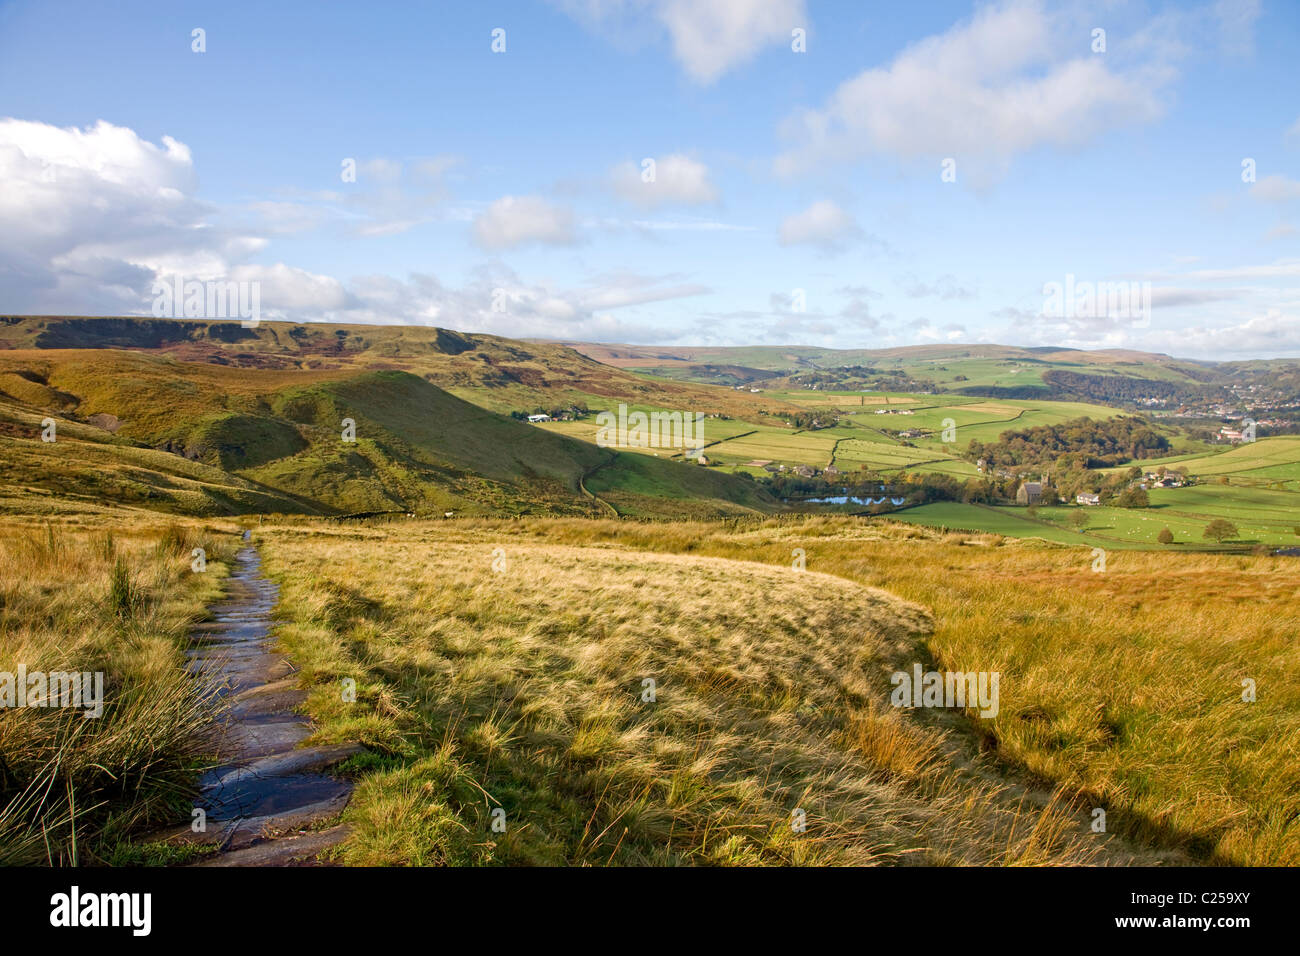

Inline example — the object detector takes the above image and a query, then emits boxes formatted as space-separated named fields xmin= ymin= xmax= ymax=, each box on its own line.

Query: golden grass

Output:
xmin=256 ymin=520 xmax=1169 ymax=866
xmin=438 ymin=514 xmax=1297 ymax=865
xmin=0 ymin=517 xmax=238 ymax=864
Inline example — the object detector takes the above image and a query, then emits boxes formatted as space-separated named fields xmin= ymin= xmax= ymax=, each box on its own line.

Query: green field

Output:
xmin=888 ymin=481 xmax=1300 ymax=550
xmin=1154 ymin=437 xmax=1300 ymax=488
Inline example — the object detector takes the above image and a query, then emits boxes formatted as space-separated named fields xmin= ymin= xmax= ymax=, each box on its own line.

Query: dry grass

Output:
xmin=257 ymin=520 xmax=1163 ymax=866
xmin=0 ymin=518 xmax=238 ymax=864
xmin=447 ymin=514 xmax=1299 ymax=865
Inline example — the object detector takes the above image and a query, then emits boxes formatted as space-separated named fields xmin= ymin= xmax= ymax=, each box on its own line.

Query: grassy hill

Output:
xmin=0 ymin=316 xmax=806 ymax=422
xmin=566 ymin=340 xmax=1297 ymax=406
xmin=0 ymin=348 xmax=775 ymax=518
xmin=255 ymin=518 xmax=1166 ymax=865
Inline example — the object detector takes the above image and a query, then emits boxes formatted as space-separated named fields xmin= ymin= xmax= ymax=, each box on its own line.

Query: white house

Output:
xmin=1076 ymin=493 xmax=1101 ymax=506
xmin=527 ymin=413 xmax=550 ymax=423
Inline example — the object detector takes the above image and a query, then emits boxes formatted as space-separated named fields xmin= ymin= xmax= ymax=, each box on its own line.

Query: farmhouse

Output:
xmin=527 ymin=413 xmax=550 ymax=423
xmin=1076 ymin=493 xmax=1101 ymax=506
xmin=1016 ymin=481 xmax=1043 ymax=505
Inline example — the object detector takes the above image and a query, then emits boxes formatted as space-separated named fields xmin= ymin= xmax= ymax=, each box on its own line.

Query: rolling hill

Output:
xmin=0 ymin=316 xmax=806 ymax=421
xmin=0 ymin=346 xmax=776 ymax=518
xmin=564 ymin=340 xmax=1300 ymax=406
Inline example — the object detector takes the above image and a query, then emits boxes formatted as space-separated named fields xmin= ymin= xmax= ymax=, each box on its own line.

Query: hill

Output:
xmin=565 ymin=340 xmax=1300 ymax=410
xmin=0 ymin=316 xmax=806 ymax=422
xmin=0 ymin=348 xmax=775 ymax=518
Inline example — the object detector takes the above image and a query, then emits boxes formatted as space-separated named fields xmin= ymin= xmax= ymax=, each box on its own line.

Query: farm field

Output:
xmin=535 ymin=411 xmax=757 ymax=460
xmin=879 ymin=502 xmax=1135 ymax=547
xmin=1150 ymin=436 xmax=1300 ymax=489
xmin=778 ymin=391 xmax=1122 ymax=451
xmin=520 ymin=388 xmax=1133 ymax=482
xmin=886 ymin=484 xmax=1300 ymax=549
xmin=704 ymin=427 xmax=838 ymax=467
xmin=831 ymin=437 xmax=959 ymax=471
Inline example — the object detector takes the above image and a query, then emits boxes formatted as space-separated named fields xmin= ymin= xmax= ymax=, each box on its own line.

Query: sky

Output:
xmin=0 ymin=0 xmax=1298 ymax=359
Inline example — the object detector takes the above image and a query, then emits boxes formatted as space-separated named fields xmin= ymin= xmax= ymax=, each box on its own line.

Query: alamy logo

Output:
xmin=595 ymin=403 xmax=705 ymax=458
xmin=890 ymin=664 xmax=999 ymax=718
xmin=50 ymin=886 xmax=151 ymax=936
xmin=1042 ymin=273 xmax=1151 ymax=329
xmin=152 ymin=274 xmax=261 ymax=328
xmin=0 ymin=666 xmax=103 ymax=718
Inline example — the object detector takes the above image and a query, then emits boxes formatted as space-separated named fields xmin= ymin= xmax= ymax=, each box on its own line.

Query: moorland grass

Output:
xmin=254 ymin=519 xmax=1186 ymax=866
xmin=0 ymin=518 xmax=237 ymax=864
xmin=476 ymin=515 xmax=1298 ymax=865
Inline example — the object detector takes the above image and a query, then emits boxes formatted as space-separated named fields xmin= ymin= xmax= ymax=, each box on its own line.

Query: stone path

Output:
xmin=161 ymin=543 xmax=361 ymax=866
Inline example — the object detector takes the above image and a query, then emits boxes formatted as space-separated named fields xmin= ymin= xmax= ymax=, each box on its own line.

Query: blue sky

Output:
xmin=1 ymin=0 xmax=1297 ymax=357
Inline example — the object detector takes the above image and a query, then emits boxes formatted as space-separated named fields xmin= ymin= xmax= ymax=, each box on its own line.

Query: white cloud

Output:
xmin=556 ymin=0 xmax=806 ymax=84
xmin=778 ymin=200 xmax=862 ymax=250
xmin=0 ymin=117 xmax=265 ymax=313
xmin=775 ymin=0 xmax=1168 ymax=180
xmin=472 ymin=195 xmax=577 ymax=249
xmin=338 ymin=268 xmax=692 ymax=342
xmin=578 ymin=273 xmax=710 ymax=309
xmin=1140 ymin=309 xmax=1300 ymax=356
xmin=655 ymin=0 xmax=805 ymax=83
xmin=228 ymin=263 xmax=351 ymax=315
xmin=610 ymin=154 xmax=718 ymax=206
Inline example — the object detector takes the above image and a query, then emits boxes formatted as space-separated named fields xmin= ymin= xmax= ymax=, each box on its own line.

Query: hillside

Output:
xmin=255 ymin=518 xmax=1167 ymax=866
xmin=0 ymin=348 xmax=775 ymax=518
xmin=565 ymin=340 xmax=1300 ymax=408
xmin=0 ymin=316 xmax=806 ymax=422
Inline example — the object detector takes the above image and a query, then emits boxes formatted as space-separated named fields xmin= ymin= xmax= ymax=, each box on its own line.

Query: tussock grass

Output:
xmin=259 ymin=522 xmax=1143 ymax=866
xmin=0 ymin=519 xmax=237 ymax=864
xmin=422 ymin=514 xmax=1296 ymax=865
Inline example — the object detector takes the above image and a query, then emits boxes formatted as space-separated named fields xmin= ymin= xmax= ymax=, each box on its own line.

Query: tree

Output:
xmin=1069 ymin=510 xmax=1089 ymax=531
xmin=1203 ymin=519 xmax=1238 ymax=544
xmin=1157 ymin=527 xmax=1174 ymax=545
xmin=1116 ymin=487 xmax=1149 ymax=508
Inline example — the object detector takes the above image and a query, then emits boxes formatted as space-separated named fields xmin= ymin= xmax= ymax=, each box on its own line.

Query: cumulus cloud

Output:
xmin=338 ymin=267 xmax=699 ymax=342
xmin=778 ymin=200 xmax=862 ymax=250
xmin=0 ymin=117 xmax=266 ymax=313
xmin=228 ymin=263 xmax=352 ymax=316
xmin=0 ymin=118 xmax=712 ymax=340
xmin=472 ymin=195 xmax=577 ymax=249
xmin=775 ymin=0 xmax=1169 ymax=181
xmin=1135 ymin=309 xmax=1300 ymax=356
xmin=610 ymin=154 xmax=718 ymax=207
xmin=556 ymin=0 xmax=806 ymax=84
